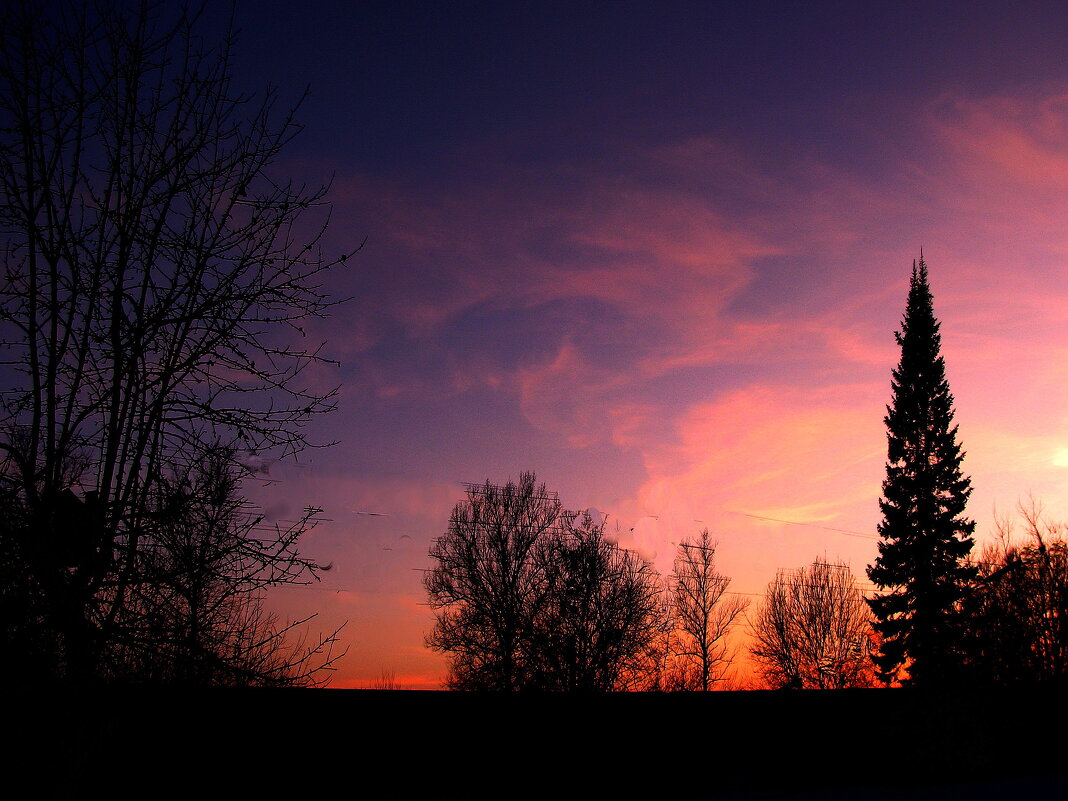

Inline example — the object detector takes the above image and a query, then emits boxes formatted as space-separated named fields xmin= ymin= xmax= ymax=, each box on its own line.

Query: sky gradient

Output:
xmin=196 ymin=1 xmax=1068 ymax=688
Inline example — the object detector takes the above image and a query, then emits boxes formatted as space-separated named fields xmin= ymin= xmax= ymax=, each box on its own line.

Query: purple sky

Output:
xmin=83 ymin=2 xmax=1068 ymax=686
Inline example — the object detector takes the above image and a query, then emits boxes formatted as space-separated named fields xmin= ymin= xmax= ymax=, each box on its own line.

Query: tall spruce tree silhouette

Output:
xmin=867 ymin=257 xmax=976 ymax=686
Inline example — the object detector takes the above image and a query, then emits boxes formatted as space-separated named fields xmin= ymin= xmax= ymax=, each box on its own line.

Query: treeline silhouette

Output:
xmin=424 ymin=477 xmax=1068 ymax=691
xmin=424 ymin=263 xmax=1068 ymax=692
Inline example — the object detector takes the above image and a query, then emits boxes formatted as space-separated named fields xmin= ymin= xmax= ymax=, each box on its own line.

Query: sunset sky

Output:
xmin=195 ymin=1 xmax=1068 ymax=688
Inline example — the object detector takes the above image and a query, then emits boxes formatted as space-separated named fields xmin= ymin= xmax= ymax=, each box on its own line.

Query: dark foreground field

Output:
xmin=8 ymin=685 xmax=1068 ymax=799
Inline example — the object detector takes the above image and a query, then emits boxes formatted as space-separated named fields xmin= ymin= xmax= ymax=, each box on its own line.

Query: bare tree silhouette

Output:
xmin=425 ymin=474 xmax=560 ymax=690
xmin=750 ymin=559 xmax=875 ymax=689
xmin=111 ymin=449 xmax=342 ymax=685
xmin=425 ymin=474 xmax=665 ymax=691
xmin=534 ymin=512 xmax=664 ymax=691
xmin=668 ymin=530 xmax=748 ymax=690
xmin=961 ymin=500 xmax=1068 ymax=683
xmin=0 ymin=2 xmax=349 ymax=681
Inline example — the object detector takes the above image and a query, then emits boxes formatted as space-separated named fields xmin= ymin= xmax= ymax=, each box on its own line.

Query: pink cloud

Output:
xmin=929 ymin=93 xmax=1068 ymax=190
xmin=515 ymin=342 xmax=631 ymax=445
xmin=593 ymin=384 xmax=887 ymax=591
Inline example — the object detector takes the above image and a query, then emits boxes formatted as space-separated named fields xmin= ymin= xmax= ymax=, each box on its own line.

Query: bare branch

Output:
xmin=750 ymin=559 xmax=875 ymax=689
xmin=0 ymin=2 xmax=346 ymax=683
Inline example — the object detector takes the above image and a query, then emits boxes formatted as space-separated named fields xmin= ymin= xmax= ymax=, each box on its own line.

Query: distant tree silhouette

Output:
xmin=867 ymin=258 xmax=976 ymax=686
xmin=668 ymin=530 xmax=747 ymax=690
xmin=960 ymin=501 xmax=1068 ymax=683
xmin=369 ymin=668 xmax=400 ymax=690
xmin=425 ymin=474 xmax=560 ymax=690
xmin=425 ymin=473 xmax=665 ymax=691
xmin=534 ymin=512 xmax=664 ymax=691
xmin=0 ymin=2 xmax=349 ymax=681
xmin=751 ymin=559 xmax=875 ymax=689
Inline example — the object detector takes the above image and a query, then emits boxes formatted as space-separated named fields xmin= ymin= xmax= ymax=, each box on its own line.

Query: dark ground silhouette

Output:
xmin=8 ymin=684 xmax=1068 ymax=798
